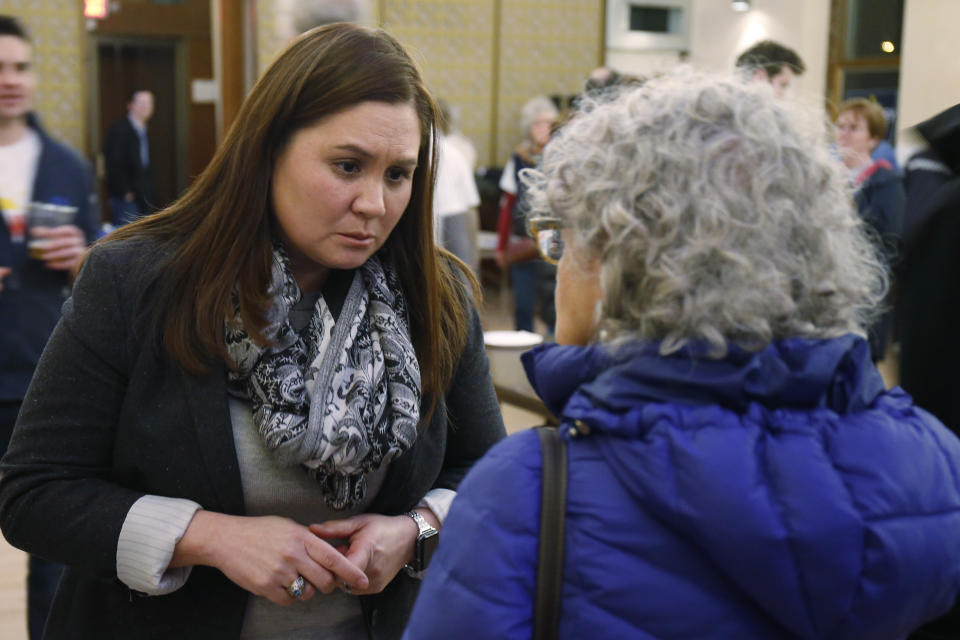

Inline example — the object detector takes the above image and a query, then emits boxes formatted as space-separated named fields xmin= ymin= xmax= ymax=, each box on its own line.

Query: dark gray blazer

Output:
xmin=0 ymin=238 xmax=505 ymax=639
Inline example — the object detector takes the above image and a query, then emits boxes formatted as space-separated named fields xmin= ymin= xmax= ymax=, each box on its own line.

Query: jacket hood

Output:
xmin=916 ymin=102 xmax=960 ymax=174
xmin=521 ymin=335 xmax=960 ymax=638
xmin=522 ymin=335 xmax=883 ymax=436
xmin=25 ymin=112 xmax=50 ymax=140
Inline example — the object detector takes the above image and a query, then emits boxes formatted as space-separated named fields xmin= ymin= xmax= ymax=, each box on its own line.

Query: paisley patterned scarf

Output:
xmin=226 ymin=244 xmax=421 ymax=510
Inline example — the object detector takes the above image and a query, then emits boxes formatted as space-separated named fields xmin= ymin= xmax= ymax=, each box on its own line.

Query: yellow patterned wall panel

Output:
xmin=0 ymin=0 xmax=85 ymax=152
xmin=383 ymin=0 xmax=496 ymax=167
xmin=256 ymin=0 xmax=380 ymax=78
xmin=255 ymin=0 xmax=283 ymax=77
xmin=497 ymin=0 xmax=602 ymax=164
xmin=252 ymin=0 xmax=602 ymax=167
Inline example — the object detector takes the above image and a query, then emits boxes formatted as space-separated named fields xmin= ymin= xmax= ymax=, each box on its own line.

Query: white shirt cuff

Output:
xmin=117 ymin=495 xmax=202 ymax=595
xmin=417 ymin=488 xmax=456 ymax=525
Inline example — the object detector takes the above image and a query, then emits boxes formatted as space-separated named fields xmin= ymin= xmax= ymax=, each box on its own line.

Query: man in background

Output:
xmin=0 ymin=14 xmax=98 ymax=639
xmin=736 ymin=39 xmax=806 ymax=98
xmin=104 ymin=88 xmax=155 ymax=225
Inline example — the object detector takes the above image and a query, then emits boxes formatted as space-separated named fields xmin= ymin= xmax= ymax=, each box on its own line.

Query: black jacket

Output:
xmin=0 ymin=237 xmax=505 ymax=639
xmin=898 ymin=177 xmax=960 ymax=435
xmin=103 ymin=116 xmax=155 ymax=211
xmin=900 ymin=177 xmax=960 ymax=640
xmin=854 ymin=162 xmax=905 ymax=264
xmin=853 ymin=163 xmax=905 ymax=361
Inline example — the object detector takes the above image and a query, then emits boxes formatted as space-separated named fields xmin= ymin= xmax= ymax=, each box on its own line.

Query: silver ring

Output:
xmin=286 ymin=575 xmax=306 ymax=598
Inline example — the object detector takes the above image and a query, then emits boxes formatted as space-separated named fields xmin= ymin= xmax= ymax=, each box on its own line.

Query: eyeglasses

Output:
xmin=528 ymin=217 xmax=565 ymax=265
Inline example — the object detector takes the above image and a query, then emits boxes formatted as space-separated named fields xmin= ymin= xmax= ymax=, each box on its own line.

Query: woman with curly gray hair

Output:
xmin=405 ymin=71 xmax=960 ymax=639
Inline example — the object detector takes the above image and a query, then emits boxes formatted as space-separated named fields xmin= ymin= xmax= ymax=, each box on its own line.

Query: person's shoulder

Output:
xmin=867 ymin=160 xmax=902 ymax=185
xmin=103 ymin=116 xmax=134 ymax=142
xmin=436 ymin=250 xmax=479 ymax=310
xmin=489 ymin=427 xmax=543 ymax=461
xmin=930 ymin=174 xmax=960 ymax=204
xmin=82 ymin=235 xmax=171 ymax=290
xmin=107 ymin=115 xmax=133 ymax=131
xmin=95 ymin=233 xmax=169 ymax=260
xmin=458 ymin=429 xmax=544 ymax=499
xmin=440 ymin=137 xmax=472 ymax=176
xmin=910 ymin=176 xmax=960 ymax=230
xmin=36 ymin=131 xmax=90 ymax=173
xmin=825 ymin=387 xmax=960 ymax=509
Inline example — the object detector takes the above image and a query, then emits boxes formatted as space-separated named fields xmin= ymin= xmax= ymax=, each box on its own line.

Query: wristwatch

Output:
xmin=403 ymin=510 xmax=440 ymax=575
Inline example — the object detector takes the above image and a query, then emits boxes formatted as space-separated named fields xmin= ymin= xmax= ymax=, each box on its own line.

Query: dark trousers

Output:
xmin=28 ymin=555 xmax=62 ymax=639
xmin=1 ymin=400 xmax=64 ymax=640
xmin=0 ymin=399 xmax=19 ymax=455
xmin=510 ymin=261 xmax=537 ymax=332
xmin=509 ymin=261 xmax=556 ymax=335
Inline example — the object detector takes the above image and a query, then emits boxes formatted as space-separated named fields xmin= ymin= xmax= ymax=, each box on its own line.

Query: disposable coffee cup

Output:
xmin=27 ymin=202 xmax=78 ymax=260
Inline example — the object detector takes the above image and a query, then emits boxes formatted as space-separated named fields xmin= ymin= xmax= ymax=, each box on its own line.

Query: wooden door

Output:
xmin=97 ymin=40 xmax=178 ymax=211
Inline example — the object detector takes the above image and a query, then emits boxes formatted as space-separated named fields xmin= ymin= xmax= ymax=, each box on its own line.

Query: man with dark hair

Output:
xmin=736 ymin=39 xmax=806 ymax=98
xmin=103 ymin=87 xmax=155 ymax=225
xmin=0 ymin=14 xmax=98 ymax=640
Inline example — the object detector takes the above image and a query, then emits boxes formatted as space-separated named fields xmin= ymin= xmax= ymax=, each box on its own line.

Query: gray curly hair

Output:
xmin=520 ymin=96 xmax=559 ymax=139
xmin=523 ymin=69 xmax=887 ymax=356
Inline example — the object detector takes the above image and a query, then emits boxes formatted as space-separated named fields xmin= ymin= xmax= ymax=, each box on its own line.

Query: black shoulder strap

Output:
xmin=534 ymin=426 xmax=568 ymax=640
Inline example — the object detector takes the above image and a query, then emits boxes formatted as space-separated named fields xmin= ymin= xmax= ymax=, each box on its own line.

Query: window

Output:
xmin=827 ymin=0 xmax=904 ymax=127
xmin=606 ymin=0 xmax=691 ymax=52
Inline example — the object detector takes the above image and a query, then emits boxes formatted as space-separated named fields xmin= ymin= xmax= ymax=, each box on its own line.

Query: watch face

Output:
xmin=421 ymin=530 xmax=440 ymax=570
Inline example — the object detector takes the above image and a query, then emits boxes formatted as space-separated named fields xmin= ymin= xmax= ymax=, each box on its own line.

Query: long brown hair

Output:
xmin=102 ymin=23 xmax=478 ymax=403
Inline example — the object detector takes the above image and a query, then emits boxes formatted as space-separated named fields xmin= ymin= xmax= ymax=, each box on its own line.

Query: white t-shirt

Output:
xmin=446 ymin=131 xmax=477 ymax=172
xmin=0 ymin=128 xmax=41 ymax=242
xmin=434 ymin=135 xmax=479 ymax=219
xmin=498 ymin=156 xmax=518 ymax=196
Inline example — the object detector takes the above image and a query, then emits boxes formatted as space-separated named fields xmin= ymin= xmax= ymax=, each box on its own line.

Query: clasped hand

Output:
xmin=310 ymin=512 xmax=420 ymax=595
xmin=173 ymin=511 xmax=419 ymax=606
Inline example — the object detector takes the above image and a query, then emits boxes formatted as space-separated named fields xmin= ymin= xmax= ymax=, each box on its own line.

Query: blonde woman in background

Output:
xmin=834 ymin=97 xmax=905 ymax=362
xmin=495 ymin=95 xmax=558 ymax=334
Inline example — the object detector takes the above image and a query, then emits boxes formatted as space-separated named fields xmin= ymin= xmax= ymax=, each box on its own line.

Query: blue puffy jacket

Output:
xmin=405 ymin=336 xmax=960 ymax=639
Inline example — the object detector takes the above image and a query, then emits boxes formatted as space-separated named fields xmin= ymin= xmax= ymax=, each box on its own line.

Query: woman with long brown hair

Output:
xmin=0 ymin=23 xmax=504 ymax=639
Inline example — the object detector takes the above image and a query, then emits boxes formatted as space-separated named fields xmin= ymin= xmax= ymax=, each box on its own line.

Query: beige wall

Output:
xmin=256 ymin=0 xmax=377 ymax=70
xmin=390 ymin=0 xmax=602 ymax=165
xmin=608 ymin=0 xmax=829 ymax=105
xmin=495 ymin=0 xmax=602 ymax=163
xmin=896 ymin=0 xmax=960 ymax=160
xmin=0 ymin=1 xmax=86 ymax=152
xmin=383 ymin=0 xmax=498 ymax=166
xmin=255 ymin=0 xmax=603 ymax=167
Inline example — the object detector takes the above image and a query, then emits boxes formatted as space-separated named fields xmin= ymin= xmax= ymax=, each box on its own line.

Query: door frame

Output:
xmin=86 ymin=34 xmax=189 ymax=198
xmin=826 ymin=0 xmax=902 ymax=115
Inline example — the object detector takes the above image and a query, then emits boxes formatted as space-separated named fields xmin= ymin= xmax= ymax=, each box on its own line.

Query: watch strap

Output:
xmin=403 ymin=510 xmax=439 ymax=575
xmin=405 ymin=510 xmax=438 ymax=539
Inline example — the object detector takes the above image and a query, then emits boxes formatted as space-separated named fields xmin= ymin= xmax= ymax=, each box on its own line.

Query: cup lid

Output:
xmin=483 ymin=330 xmax=544 ymax=348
